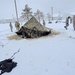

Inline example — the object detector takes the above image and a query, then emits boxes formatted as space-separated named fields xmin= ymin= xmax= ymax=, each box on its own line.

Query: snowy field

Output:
xmin=0 ymin=21 xmax=75 ymax=75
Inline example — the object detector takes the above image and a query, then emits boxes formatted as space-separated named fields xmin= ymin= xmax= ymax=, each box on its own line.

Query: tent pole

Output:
xmin=14 ymin=0 xmax=19 ymax=22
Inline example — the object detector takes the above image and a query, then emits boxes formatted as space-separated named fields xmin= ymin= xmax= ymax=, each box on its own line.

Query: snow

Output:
xmin=0 ymin=21 xmax=75 ymax=75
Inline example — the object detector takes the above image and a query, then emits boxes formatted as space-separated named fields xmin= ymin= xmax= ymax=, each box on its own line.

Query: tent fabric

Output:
xmin=23 ymin=16 xmax=51 ymax=32
xmin=16 ymin=16 xmax=52 ymax=38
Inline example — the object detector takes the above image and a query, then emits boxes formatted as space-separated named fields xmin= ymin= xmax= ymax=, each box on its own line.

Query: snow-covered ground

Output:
xmin=0 ymin=21 xmax=75 ymax=75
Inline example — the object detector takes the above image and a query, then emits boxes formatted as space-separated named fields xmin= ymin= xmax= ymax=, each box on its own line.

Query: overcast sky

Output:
xmin=0 ymin=0 xmax=75 ymax=19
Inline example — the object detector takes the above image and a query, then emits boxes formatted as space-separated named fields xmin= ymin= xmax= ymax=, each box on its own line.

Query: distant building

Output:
xmin=53 ymin=14 xmax=62 ymax=20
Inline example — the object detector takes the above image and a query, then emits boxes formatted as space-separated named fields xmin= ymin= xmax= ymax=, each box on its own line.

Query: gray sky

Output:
xmin=0 ymin=0 xmax=75 ymax=19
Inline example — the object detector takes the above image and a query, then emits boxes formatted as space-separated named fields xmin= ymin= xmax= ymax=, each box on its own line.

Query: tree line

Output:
xmin=20 ymin=4 xmax=52 ymax=23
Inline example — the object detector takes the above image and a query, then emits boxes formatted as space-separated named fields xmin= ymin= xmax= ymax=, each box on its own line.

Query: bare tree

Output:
xmin=21 ymin=4 xmax=32 ymax=21
xmin=34 ymin=10 xmax=44 ymax=22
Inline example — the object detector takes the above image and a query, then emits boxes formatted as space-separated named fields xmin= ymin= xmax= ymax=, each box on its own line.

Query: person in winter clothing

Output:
xmin=15 ymin=21 xmax=20 ymax=31
xmin=70 ymin=17 xmax=72 ymax=23
xmin=73 ymin=15 xmax=75 ymax=31
xmin=9 ymin=22 xmax=13 ymax=32
xmin=64 ymin=16 xmax=71 ymax=30
xmin=43 ymin=20 xmax=45 ymax=26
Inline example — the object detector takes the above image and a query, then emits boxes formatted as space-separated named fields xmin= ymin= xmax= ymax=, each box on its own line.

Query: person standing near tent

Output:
xmin=9 ymin=22 xmax=13 ymax=32
xmin=43 ymin=20 xmax=45 ymax=26
xmin=70 ymin=17 xmax=72 ymax=23
xmin=64 ymin=16 xmax=70 ymax=30
xmin=15 ymin=21 xmax=20 ymax=31
xmin=73 ymin=15 xmax=75 ymax=31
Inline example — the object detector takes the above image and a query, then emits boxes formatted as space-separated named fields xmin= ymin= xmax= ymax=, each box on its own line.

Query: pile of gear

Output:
xmin=0 ymin=59 xmax=17 ymax=75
